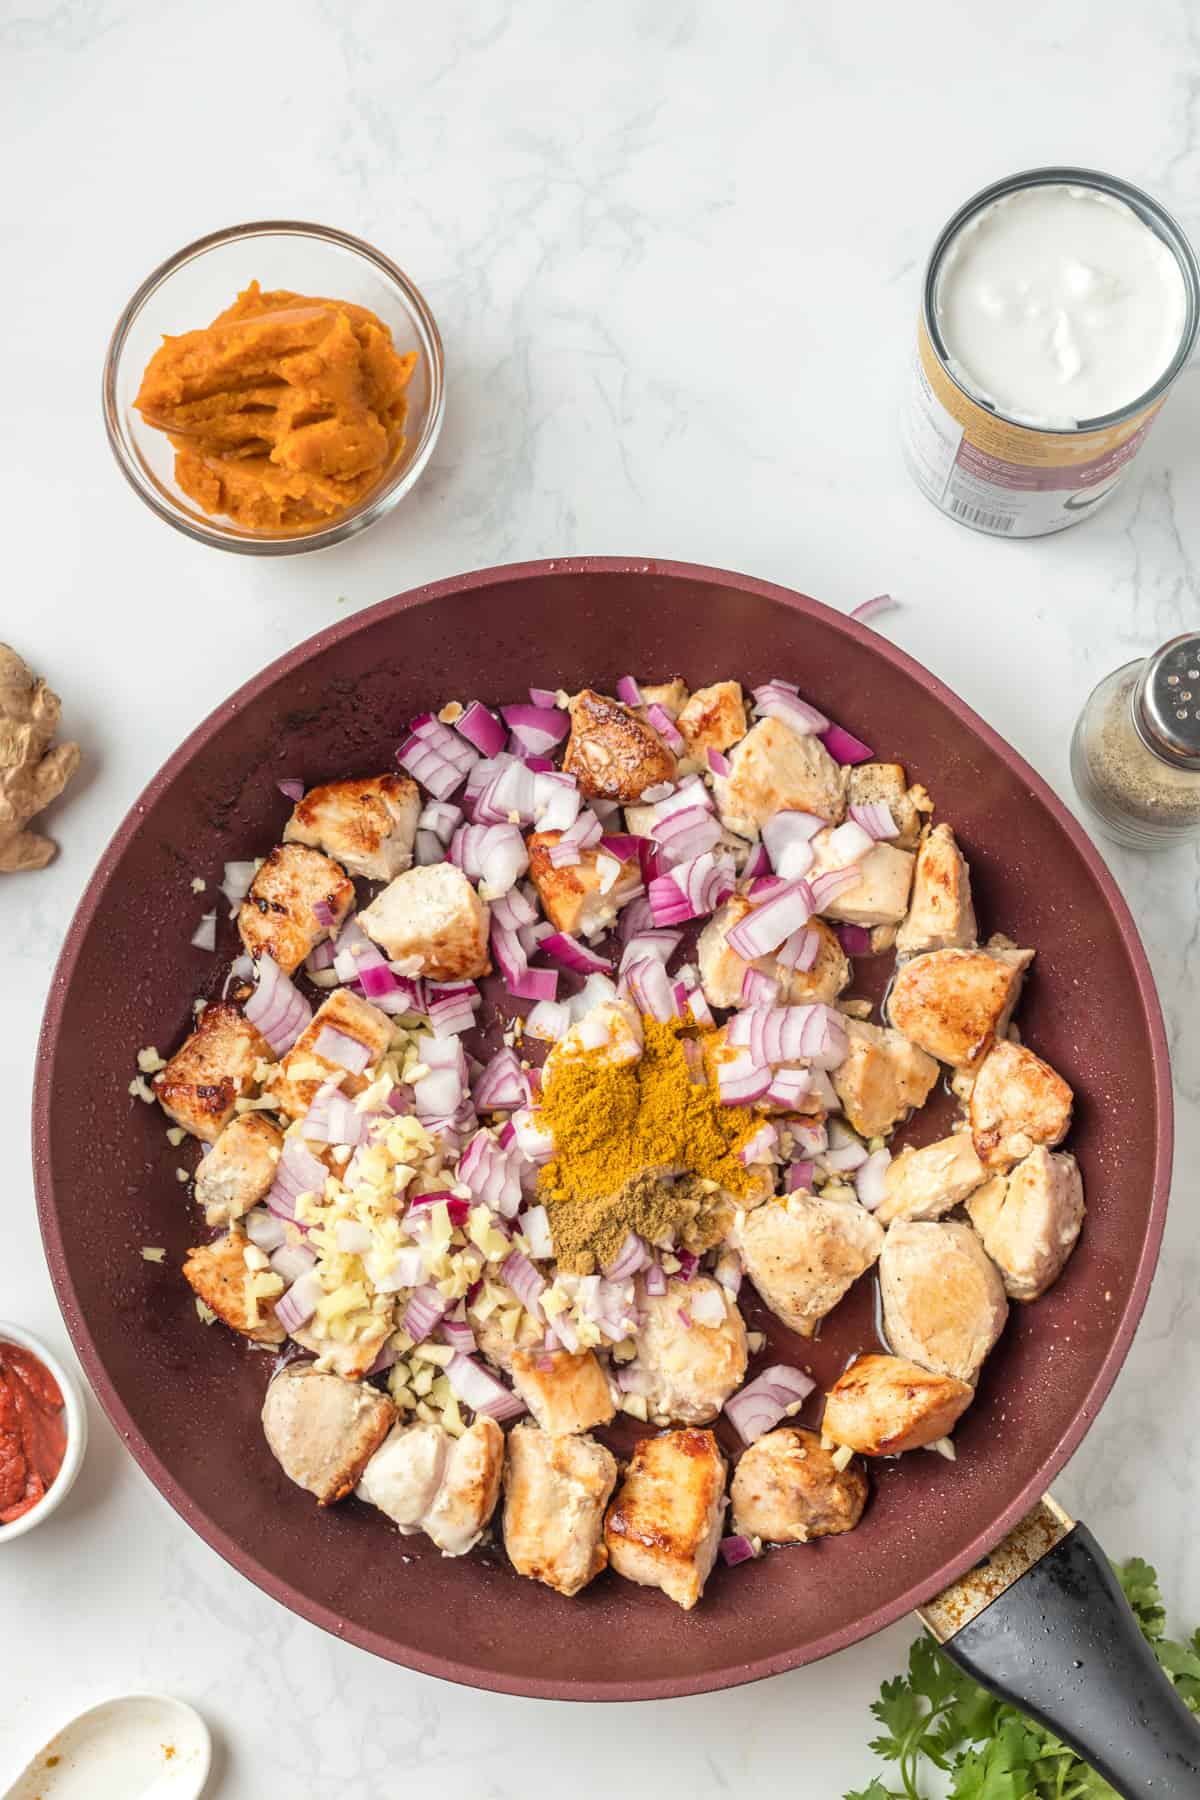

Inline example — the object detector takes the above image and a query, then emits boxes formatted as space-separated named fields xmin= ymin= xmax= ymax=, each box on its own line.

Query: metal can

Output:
xmin=902 ymin=166 xmax=1200 ymax=537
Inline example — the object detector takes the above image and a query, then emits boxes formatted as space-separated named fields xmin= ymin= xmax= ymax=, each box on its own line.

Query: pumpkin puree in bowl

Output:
xmin=134 ymin=282 xmax=418 ymax=532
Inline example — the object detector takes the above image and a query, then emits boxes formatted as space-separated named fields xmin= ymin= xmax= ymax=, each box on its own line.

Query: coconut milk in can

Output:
xmin=902 ymin=167 xmax=1200 ymax=536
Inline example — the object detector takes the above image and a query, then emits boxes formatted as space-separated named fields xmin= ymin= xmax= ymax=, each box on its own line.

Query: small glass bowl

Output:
xmin=103 ymin=221 xmax=446 ymax=556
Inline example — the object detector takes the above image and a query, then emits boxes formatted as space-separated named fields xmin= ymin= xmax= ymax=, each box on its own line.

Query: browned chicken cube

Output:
xmin=966 ymin=1147 xmax=1085 ymax=1298
xmin=888 ymin=944 xmax=1033 ymax=1070
xmin=183 ymin=1228 xmax=285 ymax=1345
xmin=832 ymin=1018 xmax=939 ymax=1138
xmin=153 ymin=1001 xmax=272 ymax=1143
xmin=879 ymin=1220 xmax=1008 ymax=1386
xmin=527 ymin=831 xmax=642 ymax=939
xmin=876 ymin=1131 xmax=988 ymax=1226
xmin=261 ymin=1363 xmax=394 ymax=1504
xmin=266 ymin=987 xmax=393 ymax=1121
xmin=697 ymin=900 xmax=849 ymax=1010
xmin=284 ymin=773 xmax=419 ymax=882
xmin=896 ymin=823 xmax=978 ymax=956
xmin=638 ymin=678 xmax=690 ymax=715
xmin=194 ymin=1113 xmax=283 ymax=1226
xmin=605 ymin=1428 xmax=727 ymax=1611
xmin=713 ymin=717 xmax=846 ymax=837
xmin=238 ymin=843 xmax=354 ymax=977
xmin=619 ymin=1277 xmax=748 ymax=1425
xmin=731 ymin=1426 xmax=867 ymax=1544
xmin=563 ymin=688 xmax=678 ymax=801
xmin=291 ymin=1313 xmax=395 ymax=1382
xmin=503 ymin=1423 xmax=618 ymax=1596
xmin=675 ymin=681 xmax=748 ymax=768
xmin=822 ymin=1354 xmax=974 ymax=1456
xmin=736 ymin=1192 xmax=884 ymax=1337
xmin=969 ymin=1040 xmax=1074 ymax=1170
xmin=510 ymin=1347 xmax=616 ymax=1436
xmin=357 ymin=1417 xmax=504 ymax=1555
xmin=846 ymin=763 xmax=930 ymax=851
xmin=809 ymin=833 xmax=916 ymax=927
xmin=358 ymin=862 xmax=490 ymax=979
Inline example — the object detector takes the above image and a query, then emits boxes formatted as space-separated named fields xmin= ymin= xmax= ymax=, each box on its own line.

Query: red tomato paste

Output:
xmin=0 ymin=1341 xmax=67 ymax=1524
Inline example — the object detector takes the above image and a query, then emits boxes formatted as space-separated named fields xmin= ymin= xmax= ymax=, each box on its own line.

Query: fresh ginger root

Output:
xmin=0 ymin=644 xmax=80 ymax=872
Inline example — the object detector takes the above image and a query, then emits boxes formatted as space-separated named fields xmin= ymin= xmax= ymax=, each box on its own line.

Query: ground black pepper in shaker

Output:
xmin=1071 ymin=632 xmax=1200 ymax=847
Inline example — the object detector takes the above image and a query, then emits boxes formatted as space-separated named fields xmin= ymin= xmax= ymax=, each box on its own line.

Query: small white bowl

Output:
xmin=0 ymin=1323 xmax=88 ymax=1543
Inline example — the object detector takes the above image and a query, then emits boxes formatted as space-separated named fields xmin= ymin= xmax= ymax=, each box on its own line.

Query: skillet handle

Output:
xmin=921 ymin=1505 xmax=1200 ymax=1798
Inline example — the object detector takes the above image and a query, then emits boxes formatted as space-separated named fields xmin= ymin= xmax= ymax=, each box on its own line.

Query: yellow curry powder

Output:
xmin=134 ymin=282 xmax=418 ymax=532
xmin=539 ymin=1019 xmax=756 ymax=1272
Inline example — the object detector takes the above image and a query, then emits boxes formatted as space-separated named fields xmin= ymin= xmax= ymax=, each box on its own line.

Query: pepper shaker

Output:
xmin=1071 ymin=632 xmax=1200 ymax=848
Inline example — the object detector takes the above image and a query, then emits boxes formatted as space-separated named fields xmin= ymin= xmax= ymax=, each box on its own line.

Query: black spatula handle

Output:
xmin=941 ymin=1522 xmax=1200 ymax=1797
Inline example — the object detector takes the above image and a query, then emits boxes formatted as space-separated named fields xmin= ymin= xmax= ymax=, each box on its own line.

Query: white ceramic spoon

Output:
xmin=2 ymin=1695 xmax=211 ymax=1799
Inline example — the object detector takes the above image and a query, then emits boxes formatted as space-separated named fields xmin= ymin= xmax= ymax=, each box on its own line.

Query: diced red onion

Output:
xmin=275 ymin=1269 xmax=323 ymax=1333
xmin=455 ymin=701 xmax=507 ymax=757
xmin=810 ymin=866 xmax=862 ymax=910
xmin=305 ymin=939 xmax=338 ymax=975
xmin=850 ymin=593 xmax=896 ymax=623
xmin=540 ymin=932 xmax=612 ymax=977
xmin=518 ymin=1203 xmax=553 ymax=1259
xmin=720 ymin=1533 xmax=758 ymax=1567
xmin=410 ymin=712 xmax=479 ymax=775
xmin=741 ymin=967 xmax=780 ymax=1006
xmin=426 ymin=983 xmax=481 ymax=1038
xmin=501 ymin=1248 xmax=545 ymax=1316
xmin=792 ymin=1121 xmax=828 ymax=1157
xmin=402 ymin=1285 xmax=450 ymax=1344
xmin=412 ymin=827 xmax=441 ymax=866
xmin=777 ymin=925 xmax=821 ymax=972
xmin=739 ymin=1121 xmax=778 ymax=1166
xmin=502 ymin=703 xmax=569 ymax=757
xmin=446 ymin=1352 xmax=527 ymax=1422
xmin=277 ymin=777 xmax=306 ymax=803
xmin=624 ymin=955 xmax=679 ymax=1023
xmin=221 ymin=860 xmax=258 ymax=916
xmin=726 ymin=1003 xmax=847 ymax=1070
xmin=788 ymin=1159 xmax=815 ymax=1191
xmin=617 ymin=930 xmax=681 ymax=972
xmin=688 ymin=988 xmax=715 ymax=1027
xmin=190 ymin=911 xmax=217 ymax=952
xmin=849 ymin=800 xmax=899 ymax=841
xmin=372 ymin=1245 xmax=425 ymax=1293
xmin=245 ymin=1207 xmax=286 ymax=1252
xmin=649 ymin=851 xmax=735 ymax=925
xmin=301 ymin=1081 xmax=370 ymax=1146
xmin=836 ymin=923 xmax=872 ymax=957
xmin=716 ymin=1049 xmax=771 ymax=1105
xmin=855 ymin=1146 xmax=891 ymax=1210
xmin=524 ymin=999 xmax=570 ymax=1042
xmin=826 ymin=819 xmax=875 ymax=866
xmin=646 ymin=701 xmax=684 ymax=751
xmin=473 ymin=1047 xmax=530 ymax=1109
xmin=725 ymin=881 xmax=814 ymax=960
xmin=512 ymin=1106 xmax=554 ymax=1164
xmin=752 ymin=679 xmax=830 ymax=736
xmin=824 ymin=1138 xmax=869 ymax=1174
xmin=714 ymin=1249 xmax=742 ymax=1297
xmin=397 ymin=727 xmax=472 ymax=800
xmin=819 ymin=723 xmax=874 ymax=765
xmin=616 ymin=675 xmax=642 ymax=707
xmin=440 ymin=1311 xmax=477 ymax=1355
xmin=332 ymin=917 xmax=387 ymax=984
xmin=643 ymin=1261 xmax=668 ymax=1297
xmin=546 ymin=809 xmax=603 ymax=869
xmin=651 ymin=804 xmax=722 ymax=864
xmin=724 ymin=1364 xmax=816 ymax=1444
xmin=604 ymin=1233 xmax=652 ymax=1279
xmin=332 ymin=1219 xmax=371 ymax=1256
xmin=529 ymin=685 xmax=559 ymax=708
xmin=707 ymin=748 xmax=731 ymax=777
xmin=244 ymin=953 xmax=313 ymax=1055
xmin=419 ymin=801 xmax=464 ymax=844
xmin=266 ymin=1136 xmax=328 ymax=1223
xmin=312 ymin=1024 xmax=373 ymax=1073
xmin=762 ymin=810 xmax=824 ymax=881
xmin=765 ymin=1065 xmax=811 ymax=1108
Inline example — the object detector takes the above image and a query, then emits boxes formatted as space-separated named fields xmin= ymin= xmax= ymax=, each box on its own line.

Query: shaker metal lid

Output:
xmin=1136 ymin=633 xmax=1200 ymax=769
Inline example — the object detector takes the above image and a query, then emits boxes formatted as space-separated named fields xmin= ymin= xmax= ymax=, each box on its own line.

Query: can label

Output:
xmin=903 ymin=317 xmax=1164 ymax=536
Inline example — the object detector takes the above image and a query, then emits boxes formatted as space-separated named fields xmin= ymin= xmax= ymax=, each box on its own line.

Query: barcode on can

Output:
xmin=949 ymin=498 xmax=1014 ymax=532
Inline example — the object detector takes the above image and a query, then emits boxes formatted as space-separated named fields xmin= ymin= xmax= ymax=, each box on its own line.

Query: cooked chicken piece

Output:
xmin=284 ymin=773 xmax=419 ymax=883
xmin=697 ymin=899 xmax=849 ymax=1009
xmin=639 ymin=678 xmax=690 ymax=715
xmin=291 ymin=1312 xmax=395 ymax=1381
xmin=503 ymin=1423 xmax=618 ymax=1596
xmin=357 ymin=1419 xmax=448 ymax=1529
xmin=262 ymin=1363 xmax=394 ymax=1505
xmin=876 ymin=1131 xmax=987 ymax=1226
xmin=846 ymin=763 xmax=929 ymax=852
xmin=888 ymin=944 xmax=1033 ymax=1070
xmin=510 ymin=1347 xmax=616 ymax=1435
xmin=832 ymin=1019 xmax=939 ymax=1138
xmin=675 ymin=680 xmax=748 ymax=770
xmin=809 ymin=831 xmax=915 ymax=927
xmin=194 ymin=1113 xmax=283 ymax=1226
xmin=358 ymin=862 xmax=490 ymax=979
xmin=735 ymin=1192 xmax=884 ymax=1337
xmin=731 ymin=1426 xmax=867 ymax=1543
xmin=238 ymin=843 xmax=354 ymax=976
xmin=966 ymin=1147 xmax=1085 ymax=1299
xmin=153 ymin=1001 xmax=272 ymax=1143
xmin=265 ymin=987 xmax=393 ymax=1121
xmin=896 ymin=824 xmax=977 ymax=956
xmin=879 ymin=1220 xmax=1008 ymax=1385
xmin=183 ymin=1227 xmax=286 ymax=1344
xmin=621 ymin=1277 xmax=747 ymax=1425
xmin=475 ymin=1305 xmax=544 ymax=1374
xmin=423 ymin=1416 xmax=505 ymax=1555
xmin=713 ymin=717 xmax=846 ymax=837
xmin=969 ymin=1040 xmax=1074 ymax=1170
xmin=563 ymin=688 xmax=677 ymax=801
xmin=358 ymin=1415 xmax=504 ymax=1555
xmin=527 ymin=831 xmax=642 ymax=939
xmin=605 ymin=1428 xmax=727 ymax=1611
xmin=823 ymin=1354 xmax=974 ymax=1456
xmin=544 ymin=999 xmax=643 ymax=1083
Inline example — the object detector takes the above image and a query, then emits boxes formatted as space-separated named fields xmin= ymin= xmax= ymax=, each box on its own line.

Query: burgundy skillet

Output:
xmin=32 ymin=561 xmax=1189 ymax=1787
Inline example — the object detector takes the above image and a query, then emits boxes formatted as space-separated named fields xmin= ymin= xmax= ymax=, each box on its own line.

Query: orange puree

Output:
xmin=134 ymin=282 xmax=418 ymax=532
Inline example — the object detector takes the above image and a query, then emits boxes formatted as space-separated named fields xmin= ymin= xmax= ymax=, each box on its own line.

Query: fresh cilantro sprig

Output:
xmin=845 ymin=1559 xmax=1200 ymax=1800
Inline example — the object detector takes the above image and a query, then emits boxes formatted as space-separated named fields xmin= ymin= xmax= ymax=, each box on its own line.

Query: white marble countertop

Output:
xmin=4 ymin=2 xmax=1200 ymax=1792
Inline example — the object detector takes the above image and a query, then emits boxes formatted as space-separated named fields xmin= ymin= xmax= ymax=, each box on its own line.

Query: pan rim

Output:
xmin=31 ymin=555 xmax=1174 ymax=1700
